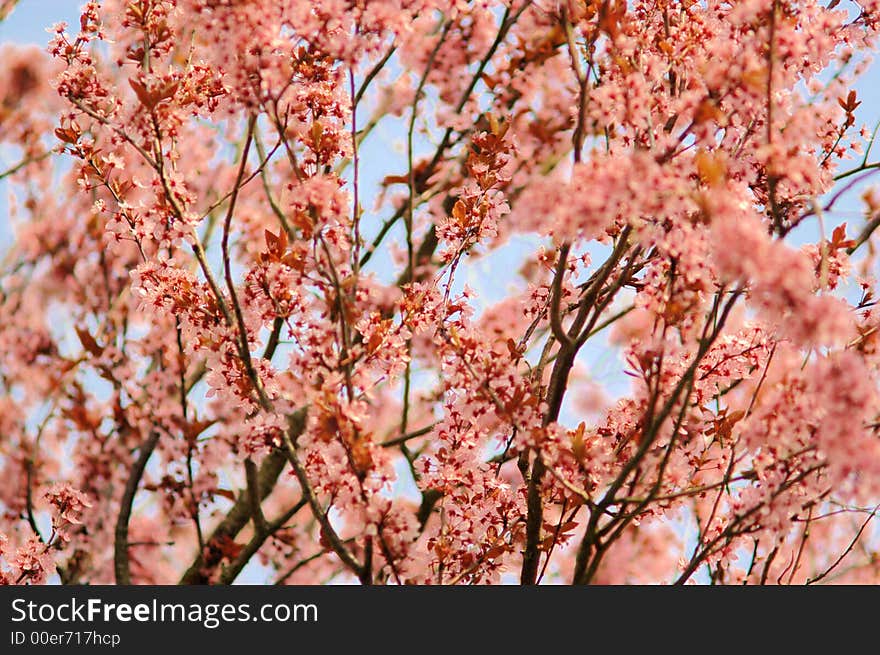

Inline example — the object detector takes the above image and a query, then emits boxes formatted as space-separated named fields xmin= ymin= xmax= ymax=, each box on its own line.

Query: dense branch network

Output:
xmin=2 ymin=0 xmax=880 ymax=585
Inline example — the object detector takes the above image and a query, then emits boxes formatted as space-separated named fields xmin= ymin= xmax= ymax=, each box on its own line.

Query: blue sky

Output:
xmin=0 ymin=0 xmax=81 ymax=43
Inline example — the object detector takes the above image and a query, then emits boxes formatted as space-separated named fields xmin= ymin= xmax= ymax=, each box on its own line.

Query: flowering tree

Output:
xmin=3 ymin=0 xmax=880 ymax=585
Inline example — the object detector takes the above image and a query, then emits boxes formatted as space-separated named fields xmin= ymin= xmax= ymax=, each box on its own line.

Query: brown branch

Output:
xmin=220 ymin=116 xmax=271 ymax=409
xmin=354 ymin=43 xmax=397 ymax=106
xmin=522 ymin=229 xmax=635 ymax=584
xmin=572 ymin=288 xmax=741 ymax=584
xmin=114 ymin=430 xmax=160 ymax=585
xmin=548 ymin=242 xmax=573 ymax=346
xmin=279 ymin=414 xmax=365 ymax=580
xmin=179 ymin=410 xmax=305 ymax=584
xmin=0 ymin=150 xmax=52 ymax=181
xmin=674 ymin=463 xmax=824 ymax=585
xmin=380 ymin=423 xmax=436 ymax=448
xmin=218 ymin=497 xmax=307 ymax=585
xmin=806 ymin=502 xmax=880 ymax=585
xmin=245 ymin=457 xmax=270 ymax=536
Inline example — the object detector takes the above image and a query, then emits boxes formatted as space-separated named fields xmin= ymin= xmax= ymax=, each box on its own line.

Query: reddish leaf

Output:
xmin=128 ymin=77 xmax=154 ymax=109
xmin=75 ymin=326 xmax=103 ymax=357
